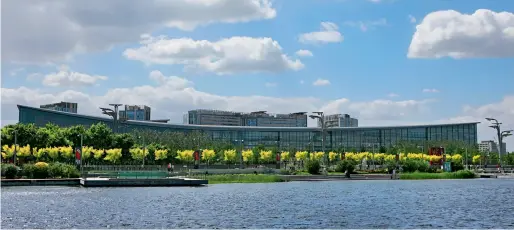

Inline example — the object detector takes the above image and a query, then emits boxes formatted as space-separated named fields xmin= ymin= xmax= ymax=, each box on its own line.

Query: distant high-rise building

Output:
xmin=242 ymin=111 xmax=308 ymax=127
xmin=188 ymin=109 xmax=243 ymax=126
xmin=119 ymin=105 xmax=151 ymax=121
xmin=187 ymin=109 xmax=308 ymax=127
xmin=319 ymin=114 xmax=358 ymax=128
xmin=40 ymin=101 xmax=78 ymax=113
xmin=478 ymin=140 xmax=506 ymax=154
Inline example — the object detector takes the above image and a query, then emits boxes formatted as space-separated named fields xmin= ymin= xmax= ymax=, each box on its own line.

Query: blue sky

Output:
xmin=1 ymin=0 xmax=514 ymax=150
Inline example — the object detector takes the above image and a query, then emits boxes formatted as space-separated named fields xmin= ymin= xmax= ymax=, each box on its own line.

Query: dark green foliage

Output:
xmin=3 ymin=164 xmax=19 ymax=179
xmin=379 ymin=146 xmax=387 ymax=153
xmin=402 ymin=159 xmax=430 ymax=173
xmin=306 ymin=160 xmax=321 ymax=175
xmin=48 ymin=163 xmax=80 ymax=178
xmin=451 ymin=162 xmax=464 ymax=172
xmin=335 ymin=159 xmax=357 ymax=174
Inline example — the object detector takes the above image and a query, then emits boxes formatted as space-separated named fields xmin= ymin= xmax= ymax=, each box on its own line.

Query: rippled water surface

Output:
xmin=2 ymin=179 xmax=514 ymax=229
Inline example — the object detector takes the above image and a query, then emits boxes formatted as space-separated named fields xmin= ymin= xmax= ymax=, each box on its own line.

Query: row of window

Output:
xmin=20 ymin=107 xmax=478 ymax=151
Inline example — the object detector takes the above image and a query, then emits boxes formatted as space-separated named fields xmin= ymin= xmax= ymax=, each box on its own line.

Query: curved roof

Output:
xmin=18 ymin=104 xmax=480 ymax=131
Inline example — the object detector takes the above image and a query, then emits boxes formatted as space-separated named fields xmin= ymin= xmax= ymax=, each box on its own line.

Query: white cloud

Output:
xmin=388 ymin=93 xmax=399 ymax=98
xmin=408 ymin=9 xmax=514 ymax=59
xmin=422 ymin=88 xmax=439 ymax=93
xmin=2 ymin=0 xmax=276 ymax=64
xmin=265 ymin=82 xmax=277 ymax=88
xmin=124 ymin=35 xmax=303 ymax=75
xmin=42 ymin=65 xmax=108 ymax=87
xmin=441 ymin=95 xmax=514 ymax=151
xmin=1 ymin=71 xmax=436 ymax=128
xmin=344 ymin=18 xmax=387 ymax=32
xmin=299 ymin=22 xmax=343 ymax=44
xmin=295 ymin=49 xmax=313 ymax=57
xmin=313 ymin=78 xmax=331 ymax=86
xmin=408 ymin=15 xmax=416 ymax=23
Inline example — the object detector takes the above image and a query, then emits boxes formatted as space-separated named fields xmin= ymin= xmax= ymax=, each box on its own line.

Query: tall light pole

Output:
xmin=234 ymin=139 xmax=244 ymax=169
xmin=13 ymin=130 xmax=18 ymax=165
xmin=485 ymin=118 xmax=512 ymax=168
xmin=309 ymin=112 xmax=327 ymax=166
xmin=137 ymin=136 xmax=146 ymax=167
xmin=100 ymin=103 xmax=123 ymax=133
xmin=78 ymin=134 xmax=84 ymax=177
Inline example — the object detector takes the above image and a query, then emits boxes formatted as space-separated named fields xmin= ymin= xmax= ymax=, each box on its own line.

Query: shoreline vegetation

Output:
xmin=399 ymin=170 xmax=476 ymax=180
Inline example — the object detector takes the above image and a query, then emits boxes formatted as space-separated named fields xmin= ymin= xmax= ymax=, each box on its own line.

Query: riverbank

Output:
xmin=399 ymin=170 xmax=476 ymax=180
xmin=190 ymin=174 xmax=287 ymax=184
xmin=0 ymin=170 xmax=482 ymax=186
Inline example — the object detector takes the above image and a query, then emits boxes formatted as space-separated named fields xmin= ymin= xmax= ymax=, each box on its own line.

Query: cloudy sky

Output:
xmin=1 ymin=0 xmax=513 ymax=151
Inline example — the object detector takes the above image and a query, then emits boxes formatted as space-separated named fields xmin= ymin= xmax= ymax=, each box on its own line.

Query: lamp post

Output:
xmin=234 ymin=139 xmax=244 ymax=169
xmin=486 ymin=118 xmax=513 ymax=169
xmin=100 ymin=103 xmax=122 ymax=133
xmin=13 ymin=130 xmax=18 ymax=165
xmin=137 ymin=136 xmax=146 ymax=167
xmin=309 ymin=112 xmax=327 ymax=167
xmin=78 ymin=134 xmax=84 ymax=177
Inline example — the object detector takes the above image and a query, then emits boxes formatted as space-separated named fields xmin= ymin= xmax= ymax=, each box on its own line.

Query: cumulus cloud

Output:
xmin=123 ymin=35 xmax=303 ymax=75
xmin=408 ymin=9 xmax=514 ymax=59
xmin=42 ymin=65 xmax=108 ymax=87
xmin=2 ymin=0 xmax=277 ymax=64
xmin=299 ymin=22 xmax=343 ymax=44
xmin=1 ymin=71 xmax=436 ymax=128
xmin=440 ymin=95 xmax=514 ymax=151
xmin=312 ymin=78 xmax=331 ymax=86
xmin=295 ymin=49 xmax=313 ymax=57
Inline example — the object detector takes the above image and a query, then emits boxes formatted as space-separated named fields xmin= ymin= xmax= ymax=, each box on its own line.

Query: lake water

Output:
xmin=2 ymin=179 xmax=514 ymax=229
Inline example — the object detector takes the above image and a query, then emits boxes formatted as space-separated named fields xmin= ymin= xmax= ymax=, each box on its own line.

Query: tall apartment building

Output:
xmin=119 ymin=105 xmax=151 ymax=121
xmin=187 ymin=110 xmax=308 ymax=127
xmin=319 ymin=114 xmax=358 ymax=128
xmin=40 ymin=101 xmax=78 ymax=113
xmin=242 ymin=111 xmax=308 ymax=127
xmin=188 ymin=110 xmax=243 ymax=126
xmin=478 ymin=140 xmax=507 ymax=154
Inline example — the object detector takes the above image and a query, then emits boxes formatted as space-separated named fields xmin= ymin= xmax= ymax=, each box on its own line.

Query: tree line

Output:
xmin=1 ymin=122 xmax=512 ymax=165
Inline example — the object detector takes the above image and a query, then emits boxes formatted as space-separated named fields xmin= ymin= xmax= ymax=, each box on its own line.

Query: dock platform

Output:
xmin=80 ymin=177 xmax=208 ymax=187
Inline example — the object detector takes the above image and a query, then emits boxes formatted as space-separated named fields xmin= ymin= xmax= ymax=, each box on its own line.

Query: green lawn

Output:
xmin=399 ymin=170 xmax=476 ymax=180
xmin=191 ymin=174 xmax=288 ymax=184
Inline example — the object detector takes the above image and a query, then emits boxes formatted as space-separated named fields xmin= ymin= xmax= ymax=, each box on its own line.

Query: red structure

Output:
xmin=194 ymin=150 xmax=200 ymax=161
xmin=276 ymin=153 xmax=280 ymax=162
xmin=429 ymin=147 xmax=445 ymax=165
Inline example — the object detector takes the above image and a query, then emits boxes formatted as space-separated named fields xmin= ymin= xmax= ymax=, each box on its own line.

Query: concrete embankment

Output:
xmin=1 ymin=178 xmax=80 ymax=186
xmin=80 ymin=177 xmax=208 ymax=187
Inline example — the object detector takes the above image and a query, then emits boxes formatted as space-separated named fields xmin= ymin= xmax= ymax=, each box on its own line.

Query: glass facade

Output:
xmin=18 ymin=105 xmax=478 ymax=151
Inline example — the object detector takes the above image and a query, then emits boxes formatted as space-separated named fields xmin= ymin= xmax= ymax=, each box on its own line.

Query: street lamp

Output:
xmin=100 ymin=103 xmax=122 ymax=133
xmin=137 ymin=136 xmax=146 ymax=167
xmin=13 ymin=130 xmax=18 ymax=165
xmin=234 ymin=139 xmax=244 ymax=169
xmin=309 ymin=112 xmax=327 ymax=167
xmin=485 ymin=118 xmax=512 ymax=169
xmin=78 ymin=134 xmax=84 ymax=177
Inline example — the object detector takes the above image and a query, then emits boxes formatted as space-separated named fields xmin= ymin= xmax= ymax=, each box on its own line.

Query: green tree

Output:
xmin=65 ymin=125 xmax=87 ymax=147
xmin=86 ymin=123 xmax=113 ymax=149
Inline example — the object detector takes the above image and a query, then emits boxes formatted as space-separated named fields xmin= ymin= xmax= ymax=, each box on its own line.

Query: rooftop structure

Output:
xmin=40 ymin=101 xmax=78 ymax=113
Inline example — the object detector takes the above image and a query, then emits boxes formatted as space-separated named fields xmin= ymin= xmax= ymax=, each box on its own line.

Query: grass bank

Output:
xmin=400 ymin=170 xmax=476 ymax=180
xmin=191 ymin=174 xmax=288 ymax=184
